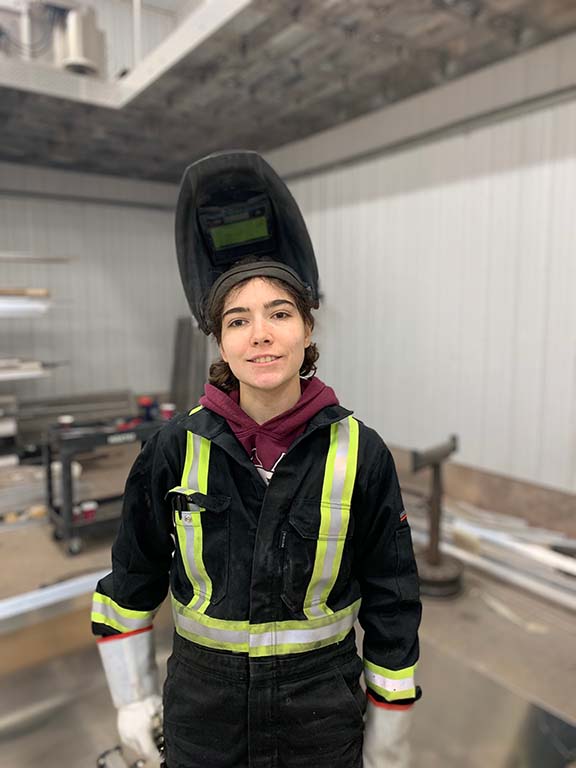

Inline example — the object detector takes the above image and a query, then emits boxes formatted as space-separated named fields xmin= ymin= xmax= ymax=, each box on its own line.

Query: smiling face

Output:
xmin=218 ymin=277 xmax=312 ymax=398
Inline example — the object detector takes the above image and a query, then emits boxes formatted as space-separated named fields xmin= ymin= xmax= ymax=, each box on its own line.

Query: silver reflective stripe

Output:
xmin=250 ymin=606 xmax=358 ymax=651
xmin=172 ymin=595 xmax=361 ymax=657
xmin=364 ymin=660 xmax=417 ymax=701
xmin=91 ymin=593 xmax=157 ymax=633
xmin=304 ymin=416 xmax=359 ymax=618
xmin=176 ymin=431 xmax=212 ymax=613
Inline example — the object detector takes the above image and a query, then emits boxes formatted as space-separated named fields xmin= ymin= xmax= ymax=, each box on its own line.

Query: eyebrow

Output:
xmin=222 ymin=299 xmax=296 ymax=319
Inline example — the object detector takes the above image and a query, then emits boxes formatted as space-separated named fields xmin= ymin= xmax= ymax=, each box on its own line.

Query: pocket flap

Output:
xmin=167 ymin=487 xmax=231 ymax=515
xmin=288 ymin=498 xmax=352 ymax=540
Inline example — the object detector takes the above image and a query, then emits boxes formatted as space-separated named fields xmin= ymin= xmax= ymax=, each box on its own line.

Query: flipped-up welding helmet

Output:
xmin=175 ymin=150 xmax=320 ymax=335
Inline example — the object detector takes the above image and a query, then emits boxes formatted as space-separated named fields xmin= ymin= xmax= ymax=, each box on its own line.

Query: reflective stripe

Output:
xmin=304 ymin=416 xmax=359 ymax=619
xmin=91 ymin=593 xmax=157 ymax=633
xmin=172 ymin=595 xmax=361 ymax=657
xmin=364 ymin=659 xmax=418 ymax=701
xmin=176 ymin=431 xmax=212 ymax=613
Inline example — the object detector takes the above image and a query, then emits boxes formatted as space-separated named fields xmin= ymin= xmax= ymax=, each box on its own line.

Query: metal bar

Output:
xmin=133 ymin=0 xmax=142 ymax=67
xmin=0 ymin=570 xmax=109 ymax=626
xmin=60 ymin=449 xmax=74 ymax=543
xmin=429 ymin=464 xmax=442 ymax=566
xmin=20 ymin=4 xmax=31 ymax=61
xmin=411 ymin=530 xmax=576 ymax=613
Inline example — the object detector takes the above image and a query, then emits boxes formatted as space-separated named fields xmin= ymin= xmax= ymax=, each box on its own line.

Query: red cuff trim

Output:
xmin=97 ymin=626 xmax=153 ymax=643
xmin=367 ymin=692 xmax=415 ymax=711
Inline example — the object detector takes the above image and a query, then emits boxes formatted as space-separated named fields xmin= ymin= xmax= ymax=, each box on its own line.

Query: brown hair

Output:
xmin=208 ymin=275 xmax=319 ymax=393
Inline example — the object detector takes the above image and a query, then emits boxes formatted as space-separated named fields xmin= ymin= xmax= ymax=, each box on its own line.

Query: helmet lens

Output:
xmin=198 ymin=193 xmax=276 ymax=266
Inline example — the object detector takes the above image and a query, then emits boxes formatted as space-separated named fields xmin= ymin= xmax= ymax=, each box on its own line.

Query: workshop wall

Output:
xmin=0 ymin=163 xmax=187 ymax=400
xmin=290 ymin=99 xmax=576 ymax=495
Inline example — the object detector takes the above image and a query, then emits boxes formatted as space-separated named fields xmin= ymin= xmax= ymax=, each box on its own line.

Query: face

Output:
xmin=219 ymin=277 xmax=312 ymax=395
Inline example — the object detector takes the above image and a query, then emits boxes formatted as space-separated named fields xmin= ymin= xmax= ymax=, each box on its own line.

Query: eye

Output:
xmin=227 ymin=318 xmax=247 ymax=328
xmin=273 ymin=311 xmax=291 ymax=320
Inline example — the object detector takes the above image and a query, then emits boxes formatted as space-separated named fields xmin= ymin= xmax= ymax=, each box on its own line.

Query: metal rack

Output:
xmin=44 ymin=419 xmax=163 ymax=554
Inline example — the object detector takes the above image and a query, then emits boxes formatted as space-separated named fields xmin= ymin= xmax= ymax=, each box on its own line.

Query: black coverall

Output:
xmin=92 ymin=404 xmax=422 ymax=768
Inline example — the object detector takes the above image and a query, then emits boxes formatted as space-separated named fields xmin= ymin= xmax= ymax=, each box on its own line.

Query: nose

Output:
xmin=250 ymin=317 xmax=272 ymax=346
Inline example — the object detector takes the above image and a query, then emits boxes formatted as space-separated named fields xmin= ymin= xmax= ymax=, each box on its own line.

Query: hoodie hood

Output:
xmin=199 ymin=377 xmax=339 ymax=481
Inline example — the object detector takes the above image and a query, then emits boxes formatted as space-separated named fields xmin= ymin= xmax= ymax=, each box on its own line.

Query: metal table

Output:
xmin=44 ymin=419 xmax=163 ymax=555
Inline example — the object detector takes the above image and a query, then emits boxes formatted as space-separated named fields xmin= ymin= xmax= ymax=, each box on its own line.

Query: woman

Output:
xmin=92 ymin=152 xmax=421 ymax=768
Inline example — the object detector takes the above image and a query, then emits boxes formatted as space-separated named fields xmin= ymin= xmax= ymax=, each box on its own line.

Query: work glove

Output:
xmin=362 ymin=698 xmax=412 ymax=768
xmin=118 ymin=694 xmax=163 ymax=763
xmin=98 ymin=628 xmax=163 ymax=763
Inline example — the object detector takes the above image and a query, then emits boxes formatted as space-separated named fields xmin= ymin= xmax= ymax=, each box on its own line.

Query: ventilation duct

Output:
xmin=52 ymin=5 xmax=105 ymax=76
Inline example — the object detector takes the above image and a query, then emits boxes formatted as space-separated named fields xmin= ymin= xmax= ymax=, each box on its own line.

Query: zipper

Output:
xmin=279 ymin=530 xmax=287 ymax=549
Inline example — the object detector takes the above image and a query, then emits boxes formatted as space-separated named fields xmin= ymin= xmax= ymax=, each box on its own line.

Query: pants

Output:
xmin=163 ymin=630 xmax=365 ymax=768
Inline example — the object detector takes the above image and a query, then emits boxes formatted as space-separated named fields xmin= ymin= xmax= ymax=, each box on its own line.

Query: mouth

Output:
xmin=248 ymin=355 xmax=281 ymax=365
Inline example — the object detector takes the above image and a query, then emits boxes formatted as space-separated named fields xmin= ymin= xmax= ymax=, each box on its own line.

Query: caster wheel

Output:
xmin=52 ymin=529 xmax=64 ymax=541
xmin=67 ymin=537 xmax=83 ymax=555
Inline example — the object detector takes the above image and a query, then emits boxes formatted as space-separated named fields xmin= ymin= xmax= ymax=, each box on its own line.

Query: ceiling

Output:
xmin=2 ymin=0 xmax=576 ymax=183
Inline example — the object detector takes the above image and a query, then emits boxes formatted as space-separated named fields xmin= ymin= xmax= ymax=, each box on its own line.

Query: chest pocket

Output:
xmin=169 ymin=489 xmax=231 ymax=611
xmin=281 ymin=498 xmax=354 ymax=617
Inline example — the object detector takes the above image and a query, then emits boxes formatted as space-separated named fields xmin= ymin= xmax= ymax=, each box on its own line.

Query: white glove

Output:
xmin=118 ymin=694 xmax=163 ymax=762
xmin=362 ymin=699 xmax=412 ymax=768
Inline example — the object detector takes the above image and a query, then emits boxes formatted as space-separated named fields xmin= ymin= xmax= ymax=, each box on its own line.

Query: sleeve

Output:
xmin=352 ymin=432 xmax=422 ymax=709
xmin=91 ymin=428 xmax=178 ymax=637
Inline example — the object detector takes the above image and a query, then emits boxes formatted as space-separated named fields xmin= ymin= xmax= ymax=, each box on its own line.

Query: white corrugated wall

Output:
xmin=289 ymin=100 xmax=576 ymax=495
xmin=0 ymin=166 xmax=188 ymax=400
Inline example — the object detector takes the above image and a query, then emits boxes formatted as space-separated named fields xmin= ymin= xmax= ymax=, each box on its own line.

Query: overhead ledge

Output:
xmin=0 ymin=0 xmax=253 ymax=109
xmin=266 ymin=31 xmax=576 ymax=180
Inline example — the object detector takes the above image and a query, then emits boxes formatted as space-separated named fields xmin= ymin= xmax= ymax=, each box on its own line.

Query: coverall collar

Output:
xmin=185 ymin=404 xmax=353 ymax=473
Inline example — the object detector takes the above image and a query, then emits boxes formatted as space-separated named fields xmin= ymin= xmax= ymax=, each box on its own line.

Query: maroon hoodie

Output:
xmin=199 ymin=377 xmax=339 ymax=484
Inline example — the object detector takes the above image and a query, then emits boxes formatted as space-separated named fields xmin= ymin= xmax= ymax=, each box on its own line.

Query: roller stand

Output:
xmin=412 ymin=435 xmax=463 ymax=598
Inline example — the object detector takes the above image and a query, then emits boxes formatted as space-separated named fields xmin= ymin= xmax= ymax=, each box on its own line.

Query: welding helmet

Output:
xmin=175 ymin=150 xmax=319 ymax=335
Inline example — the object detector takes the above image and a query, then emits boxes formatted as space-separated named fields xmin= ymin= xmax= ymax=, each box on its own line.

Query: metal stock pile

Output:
xmin=406 ymin=493 xmax=576 ymax=612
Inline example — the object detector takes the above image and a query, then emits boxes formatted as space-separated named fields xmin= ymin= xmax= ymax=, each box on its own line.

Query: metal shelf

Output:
xmin=0 ymin=369 xmax=50 ymax=382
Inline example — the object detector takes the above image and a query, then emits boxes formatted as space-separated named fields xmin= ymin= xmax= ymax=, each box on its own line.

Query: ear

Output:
xmin=219 ymin=343 xmax=228 ymax=363
xmin=304 ymin=323 xmax=312 ymax=349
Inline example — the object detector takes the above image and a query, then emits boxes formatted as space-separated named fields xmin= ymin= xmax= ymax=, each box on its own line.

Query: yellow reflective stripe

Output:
xmin=90 ymin=612 xmax=135 ymax=634
xmin=188 ymin=436 xmax=212 ymax=610
xmin=181 ymin=430 xmax=194 ymax=489
xmin=341 ymin=417 xmax=359 ymax=506
xmin=91 ymin=593 xmax=157 ymax=632
xmin=176 ymin=431 xmax=214 ymax=614
xmin=198 ymin=437 xmax=210 ymax=491
xmin=304 ymin=417 xmax=359 ymax=618
xmin=249 ymin=629 xmax=354 ymax=658
xmin=188 ymin=405 xmax=203 ymax=416
xmin=92 ymin=593 xmax=154 ymax=620
xmin=319 ymin=417 xmax=358 ymax=607
xmin=364 ymin=660 xmax=418 ymax=680
xmin=303 ymin=423 xmax=338 ymax=618
xmin=172 ymin=595 xmax=361 ymax=657
xmin=364 ymin=660 xmax=418 ymax=701
xmin=176 ymin=516 xmax=204 ymax=600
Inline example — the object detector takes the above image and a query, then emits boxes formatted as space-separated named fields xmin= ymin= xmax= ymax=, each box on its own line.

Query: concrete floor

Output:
xmin=0 ymin=566 xmax=575 ymax=767
xmin=1 ymin=482 xmax=575 ymax=767
xmin=0 ymin=612 xmax=575 ymax=768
